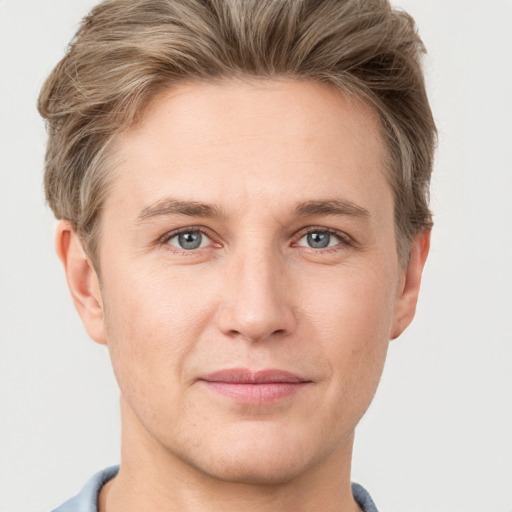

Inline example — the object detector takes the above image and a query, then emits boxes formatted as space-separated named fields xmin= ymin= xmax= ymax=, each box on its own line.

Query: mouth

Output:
xmin=199 ymin=368 xmax=312 ymax=404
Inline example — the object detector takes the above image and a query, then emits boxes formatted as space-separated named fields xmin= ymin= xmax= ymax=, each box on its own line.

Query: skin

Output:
xmin=57 ymin=79 xmax=430 ymax=512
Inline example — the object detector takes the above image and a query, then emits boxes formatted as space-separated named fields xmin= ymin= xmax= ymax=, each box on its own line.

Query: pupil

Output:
xmin=178 ymin=231 xmax=202 ymax=250
xmin=307 ymin=232 xmax=330 ymax=248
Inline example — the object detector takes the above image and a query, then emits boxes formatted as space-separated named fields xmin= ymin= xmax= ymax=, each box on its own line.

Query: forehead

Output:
xmin=109 ymin=79 xmax=390 ymax=220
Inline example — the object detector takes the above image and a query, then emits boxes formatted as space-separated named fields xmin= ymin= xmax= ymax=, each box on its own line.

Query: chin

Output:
xmin=180 ymin=428 xmax=326 ymax=486
xmin=198 ymin=453 xmax=309 ymax=486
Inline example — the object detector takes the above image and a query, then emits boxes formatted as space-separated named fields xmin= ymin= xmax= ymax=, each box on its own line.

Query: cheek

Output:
xmin=304 ymin=261 xmax=398 ymax=343
xmin=302 ymin=264 xmax=397 ymax=418
xmin=100 ymin=265 xmax=217 ymax=396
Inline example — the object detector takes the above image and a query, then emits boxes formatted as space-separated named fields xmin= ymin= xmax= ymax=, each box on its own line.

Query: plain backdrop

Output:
xmin=1 ymin=1 xmax=511 ymax=511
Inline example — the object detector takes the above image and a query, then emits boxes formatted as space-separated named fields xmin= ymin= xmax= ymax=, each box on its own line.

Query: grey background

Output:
xmin=1 ymin=1 xmax=511 ymax=511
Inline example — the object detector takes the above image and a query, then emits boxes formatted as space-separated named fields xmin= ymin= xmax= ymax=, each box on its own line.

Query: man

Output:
xmin=39 ymin=0 xmax=436 ymax=510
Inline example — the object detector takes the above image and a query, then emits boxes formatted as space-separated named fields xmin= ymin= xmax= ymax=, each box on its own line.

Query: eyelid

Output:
xmin=157 ymin=225 xmax=355 ymax=252
xmin=292 ymin=226 xmax=354 ymax=249
xmin=158 ymin=225 xmax=219 ymax=249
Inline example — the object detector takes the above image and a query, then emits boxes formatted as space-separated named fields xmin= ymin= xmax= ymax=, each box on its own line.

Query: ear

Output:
xmin=55 ymin=220 xmax=107 ymax=345
xmin=390 ymin=229 xmax=431 ymax=340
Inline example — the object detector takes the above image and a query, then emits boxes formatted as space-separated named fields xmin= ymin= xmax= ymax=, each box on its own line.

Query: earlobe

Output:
xmin=390 ymin=229 xmax=431 ymax=340
xmin=55 ymin=220 xmax=107 ymax=345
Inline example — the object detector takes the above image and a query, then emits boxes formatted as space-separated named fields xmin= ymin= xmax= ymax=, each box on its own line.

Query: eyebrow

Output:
xmin=137 ymin=198 xmax=226 ymax=223
xmin=136 ymin=197 xmax=370 ymax=223
xmin=294 ymin=199 xmax=370 ymax=219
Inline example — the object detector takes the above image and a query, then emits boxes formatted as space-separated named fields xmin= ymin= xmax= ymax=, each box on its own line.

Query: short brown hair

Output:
xmin=38 ymin=0 xmax=436 ymax=266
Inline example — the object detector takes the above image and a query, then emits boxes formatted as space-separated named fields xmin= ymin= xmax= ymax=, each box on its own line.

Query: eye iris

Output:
xmin=307 ymin=232 xmax=330 ymax=248
xmin=178 ymin=231 xmax=202 ymax=250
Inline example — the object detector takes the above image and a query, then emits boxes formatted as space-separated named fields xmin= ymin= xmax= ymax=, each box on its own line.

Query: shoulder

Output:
xmin=50 ymin=466 xmax=119 ymax=512
xmin=352 ymin=482 xmax=379 ymax=512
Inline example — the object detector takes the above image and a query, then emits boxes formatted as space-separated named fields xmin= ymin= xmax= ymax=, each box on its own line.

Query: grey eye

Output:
xmin=307 ymin=232 xmax=331 ymax=248
xmin=168 ymin=231 xmax=207 ymax=250
xmin=179 ymin=232 xmax=202 ymax=249
xmin=296 ymin=231 xmax=341 ymax=249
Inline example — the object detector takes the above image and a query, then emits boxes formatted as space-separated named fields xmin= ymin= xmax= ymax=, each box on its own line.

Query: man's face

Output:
xmin=90 ymin=80 xmax=410 ymax=483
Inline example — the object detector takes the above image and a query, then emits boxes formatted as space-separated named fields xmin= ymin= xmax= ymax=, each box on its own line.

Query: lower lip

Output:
xmin=202 ymin=381 xmax=309 ymax=404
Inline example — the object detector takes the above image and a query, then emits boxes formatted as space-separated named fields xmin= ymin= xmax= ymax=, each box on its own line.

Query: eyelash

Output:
xmin=292 ymin=227 xmax=354 ymax=253
xmin=158 ymin=226 xmax=354 ymax=254
xmin=158 ymin=226 xmax=217 ymax=254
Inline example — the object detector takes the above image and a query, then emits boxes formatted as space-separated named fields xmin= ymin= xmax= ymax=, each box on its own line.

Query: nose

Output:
xmin=216 ymin=248 xmax=297 ymax=343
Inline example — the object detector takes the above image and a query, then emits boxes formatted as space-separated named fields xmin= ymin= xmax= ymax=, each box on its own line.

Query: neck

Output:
xmin=100 ymin=400 xmax=362 ymax=512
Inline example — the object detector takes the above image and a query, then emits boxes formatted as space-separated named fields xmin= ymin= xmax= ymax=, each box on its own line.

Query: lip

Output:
xmin=199 ymin=368 xmax=312 ymax=404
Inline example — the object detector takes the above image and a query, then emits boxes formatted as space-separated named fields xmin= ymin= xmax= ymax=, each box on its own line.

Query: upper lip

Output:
xmin=200 ymin=368 xmax=310 ymax=384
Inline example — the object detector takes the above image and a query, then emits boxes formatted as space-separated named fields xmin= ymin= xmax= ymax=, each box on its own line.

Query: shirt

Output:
xmin=51 ymin=465 xmax=379 ymax=512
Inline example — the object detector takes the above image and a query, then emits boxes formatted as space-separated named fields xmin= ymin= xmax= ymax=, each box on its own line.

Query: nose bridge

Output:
xmin=217 ymin=239 xmax=296 ymax=342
